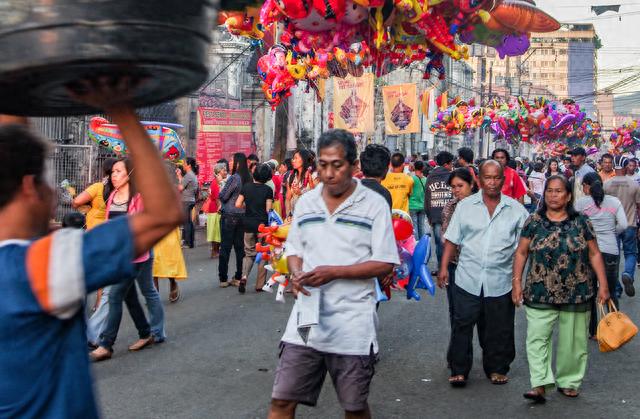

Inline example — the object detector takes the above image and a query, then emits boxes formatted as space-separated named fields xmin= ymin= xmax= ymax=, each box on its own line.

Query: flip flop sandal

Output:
xmin=557 ymin=388 xmax=579 ymax=398
xmin=490 ymin=374 xmax=509 ymax=385
xmin=169 ymin=286 xmax=181 ymax=303
xmin=449 ymin=376 xmax=467 ymax=387
xmin=523 ymin=390 xmax=546 ymax=404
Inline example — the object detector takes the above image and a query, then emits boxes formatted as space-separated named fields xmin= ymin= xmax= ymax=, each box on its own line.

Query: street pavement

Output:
xmin=93 ymin=230 xmax=640 ymax=419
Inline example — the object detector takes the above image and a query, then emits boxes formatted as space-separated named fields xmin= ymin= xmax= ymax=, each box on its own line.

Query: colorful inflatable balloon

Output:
xmin=431 ymin=98 xmax=490 ymax=136
xmin=406 ymin=235 xmax=435 ymax=300
xmin=609 ymin=120 xmax=640 ymax=155
xmin=88 ymin=117 xmax=185 ymax=162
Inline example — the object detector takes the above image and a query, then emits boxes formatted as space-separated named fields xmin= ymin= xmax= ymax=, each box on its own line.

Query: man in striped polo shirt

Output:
xmin=268 ymin=130 xmax=399 ymax=419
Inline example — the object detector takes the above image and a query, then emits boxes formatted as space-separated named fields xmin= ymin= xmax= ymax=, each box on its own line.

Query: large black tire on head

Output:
xmin=0 ymin=0 xmax=217 ymax=116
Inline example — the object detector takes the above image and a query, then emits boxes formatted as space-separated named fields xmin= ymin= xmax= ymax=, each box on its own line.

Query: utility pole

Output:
xmin=271 ymin=22 xmax=288 ymax=162
xmin=273 ymin=101 xmax=288 ymax=162
xmin=505 ymin=56 xmax=511 ymax=99
xmin=485 ymin=65 xmax=493 ymax=158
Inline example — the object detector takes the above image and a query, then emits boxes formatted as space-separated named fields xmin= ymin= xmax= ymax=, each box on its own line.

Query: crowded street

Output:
xmin=92 ymin=232 xmax=640 ymax=418
xmin=3 ymin=1 xmax=640 ymax=419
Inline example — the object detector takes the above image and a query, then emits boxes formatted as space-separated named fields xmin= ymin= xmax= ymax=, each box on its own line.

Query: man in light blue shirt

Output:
xmin=438 ymin=160 xmax=529 ymax=387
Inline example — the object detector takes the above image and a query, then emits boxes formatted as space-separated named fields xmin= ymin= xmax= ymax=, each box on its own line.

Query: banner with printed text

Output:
xmin=332 ymin=74 xmax=374 ymax=133
xmin=382 ymin=83 xmax=419 ymax=135
xmin=196 ymin=108 xmax=254 ymax=184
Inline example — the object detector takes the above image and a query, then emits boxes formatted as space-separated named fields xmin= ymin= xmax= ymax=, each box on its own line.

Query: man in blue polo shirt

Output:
xmin=268 ymin=130 xmax=399 ymax=419
xmin=0 ymin=79 xmax=183 ymax=418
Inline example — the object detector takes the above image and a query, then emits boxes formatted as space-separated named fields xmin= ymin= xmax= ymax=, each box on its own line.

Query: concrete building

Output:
xmin=596 ymin=92 xmax=615 ymax=131
xmin=468 ymin=24 xmax=598 ymax=117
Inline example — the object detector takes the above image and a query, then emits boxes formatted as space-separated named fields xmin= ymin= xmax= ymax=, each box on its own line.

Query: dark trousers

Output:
xmin=100 ymin=260 xmax=152 ymax=350
xmin=432 ymin=223 xmax=443 ymax=267
xmin=450 ymin=285 xmax=515 ymax=378
xmin=446 ymin=263 xmax=457 ymax=365
xmin=182 ymin=202 xmax=196 ymax=248
xmin=218 ymin=213 xmax=245 ymax=282
xmin=590 ymin=252 xmax=620 ymax=336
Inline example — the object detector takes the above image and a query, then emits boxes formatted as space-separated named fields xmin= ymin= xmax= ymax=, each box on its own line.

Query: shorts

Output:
xmin=271 ymin=342 xmax=376 ymax=412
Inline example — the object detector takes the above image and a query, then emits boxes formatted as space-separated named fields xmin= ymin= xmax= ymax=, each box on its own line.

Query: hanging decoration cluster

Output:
xmin=220 ymin=0 xmax=560 ymax=109
xmin=429 ymin=95 xmax=603 ymax=157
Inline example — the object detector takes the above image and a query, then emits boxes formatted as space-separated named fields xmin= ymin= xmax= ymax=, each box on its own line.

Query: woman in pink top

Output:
xmin=90 ymin=159 xmax=165 ymax=361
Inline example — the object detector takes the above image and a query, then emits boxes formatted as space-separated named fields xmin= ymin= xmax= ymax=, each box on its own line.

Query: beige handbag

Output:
xmin=597 ymin=301 xmax=638 ymax=352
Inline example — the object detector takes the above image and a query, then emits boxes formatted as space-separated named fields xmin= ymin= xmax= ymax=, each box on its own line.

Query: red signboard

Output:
xmin=196 ymin=107 xmax=254 ymax=184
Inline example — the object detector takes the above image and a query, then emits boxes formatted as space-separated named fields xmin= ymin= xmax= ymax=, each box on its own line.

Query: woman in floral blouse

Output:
xmin=512 ymin=175 xmax=609 ymax=403
xmin=440 ymin=168 xmax=477 ymax=367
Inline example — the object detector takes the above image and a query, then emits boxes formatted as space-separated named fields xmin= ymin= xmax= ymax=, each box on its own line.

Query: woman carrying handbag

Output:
xmin=512 ymin=176 xmax=609 ymax=403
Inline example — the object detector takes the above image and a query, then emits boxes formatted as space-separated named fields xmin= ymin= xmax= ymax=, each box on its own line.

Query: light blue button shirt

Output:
xmin=444 ymin=191 xmax=529 ymax=297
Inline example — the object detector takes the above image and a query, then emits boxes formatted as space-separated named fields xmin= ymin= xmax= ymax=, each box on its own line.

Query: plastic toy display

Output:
xmin=88 ymin=117 xmax=186 ymax=162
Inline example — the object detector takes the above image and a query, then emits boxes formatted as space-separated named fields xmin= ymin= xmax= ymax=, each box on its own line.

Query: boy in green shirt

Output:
xmin=409 ymin=160 xmax=427 ymax=239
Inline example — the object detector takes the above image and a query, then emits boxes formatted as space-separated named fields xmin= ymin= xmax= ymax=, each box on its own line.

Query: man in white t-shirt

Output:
xmin=268 ymin=130 xmax=399 ymax=419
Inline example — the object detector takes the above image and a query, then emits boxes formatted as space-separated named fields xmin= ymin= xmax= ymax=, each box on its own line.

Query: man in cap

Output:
xmin=569 ymin=147 xmax=595 ymax=202
xmin=605 ymin=155 xmax=640 ymax=297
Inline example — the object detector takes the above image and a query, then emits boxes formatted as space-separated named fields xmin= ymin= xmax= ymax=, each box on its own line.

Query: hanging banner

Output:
xmin=333 ymin=73 xmax=375 ymax=133
xmin=420 ymin=87 xmax=433 ymax=117
xmin=196 ymin=108 xmax=254 ymax=184
xmin=382 ymin=83 xmax=419 ymax=135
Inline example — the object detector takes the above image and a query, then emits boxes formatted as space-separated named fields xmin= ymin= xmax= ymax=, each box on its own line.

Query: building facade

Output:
xmin=468 ymin=24 xmax=598 ymax=117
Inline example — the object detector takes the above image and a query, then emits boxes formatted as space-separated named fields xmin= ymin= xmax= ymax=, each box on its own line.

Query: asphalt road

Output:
xmin=93 ymin=231 xmax=640 ymax=419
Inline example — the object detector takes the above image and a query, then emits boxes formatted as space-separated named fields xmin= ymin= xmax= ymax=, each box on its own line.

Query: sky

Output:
xmin=536 ymin=1 xmax=640 ymax=91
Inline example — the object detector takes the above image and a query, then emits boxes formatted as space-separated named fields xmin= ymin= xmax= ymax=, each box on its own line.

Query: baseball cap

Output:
xmin=613 ymin=155 xmax=629 ymax=170
xmin=515 ymin=157 xmax=523 ymax=163
xmin=569 ymin=147 xmax=586 ymax=156
xmin=266 ymin=159 xmax=279 ymax=170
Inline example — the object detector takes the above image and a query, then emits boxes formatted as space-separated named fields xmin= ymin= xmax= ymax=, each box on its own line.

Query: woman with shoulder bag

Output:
xmin=512 ymin=175 xmax=609 ymax=402
xmin=575 ymin=172 xmax=627 ymax=339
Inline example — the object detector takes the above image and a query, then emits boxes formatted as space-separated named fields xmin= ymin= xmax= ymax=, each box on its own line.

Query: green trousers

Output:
xmin=525 ymin=306 xmax=589 ymax=390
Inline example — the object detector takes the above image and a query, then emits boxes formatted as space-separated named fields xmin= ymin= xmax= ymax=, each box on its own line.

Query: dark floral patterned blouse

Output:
xmin=521 ymin=212 xmax=596 ymax=306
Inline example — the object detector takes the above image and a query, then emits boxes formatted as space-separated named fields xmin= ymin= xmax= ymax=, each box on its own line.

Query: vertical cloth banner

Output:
xmin=382 ymin=83 xmax=419 ymax=134
xmin=196 ymin=108 xmax=254 ymax=184
xmin=423 ymin=87 xmax=436 ymax=150
xmin=333 ymin=73 xmax=375 ymax=133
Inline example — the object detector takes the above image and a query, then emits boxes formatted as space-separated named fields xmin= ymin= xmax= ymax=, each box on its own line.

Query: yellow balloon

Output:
xmin=272 ymin=252 xmax=289 ymax=274
xmin=288 ymin=64 xmax=306 ymax=80
xmin=273 ymin=224 xmax=290 ymax=239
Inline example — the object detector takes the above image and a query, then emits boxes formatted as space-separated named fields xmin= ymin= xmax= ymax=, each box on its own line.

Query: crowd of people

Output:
xmin=0 ymin=80 xmax=638 ymax=418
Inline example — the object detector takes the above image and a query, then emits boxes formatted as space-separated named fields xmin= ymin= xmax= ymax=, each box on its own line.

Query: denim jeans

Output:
xmin=589 ymin=253 xmax=620 ymax=336
xmin=525 ymin=193 xmax=541 ymax=214
xmin=100 ymin=260 xmax=153 ymax=350
xmin=618 ymin=226 xmax=637 ymax=282
xmin=183 ymin=202 xmax=196 ymax=248
xmin=432 ymin=223 xmax=443 ymax=267
xmin=410 ymin=210 xmax=426 ymax=240
xmin=86 ymin=286 xmax=111 ymax=345
xmin=135 ymin=260 xmax=166 ymax=340
xmin=219 ymin=213 xmax=245 ymax=282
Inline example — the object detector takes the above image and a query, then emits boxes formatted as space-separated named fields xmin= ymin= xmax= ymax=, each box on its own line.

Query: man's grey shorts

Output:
xmin=271 ymin=342 xmax=376 ymax=411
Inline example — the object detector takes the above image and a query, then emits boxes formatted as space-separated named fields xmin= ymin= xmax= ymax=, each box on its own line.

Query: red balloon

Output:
xmin=392 ymin=218 xmax=413 ymax=241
